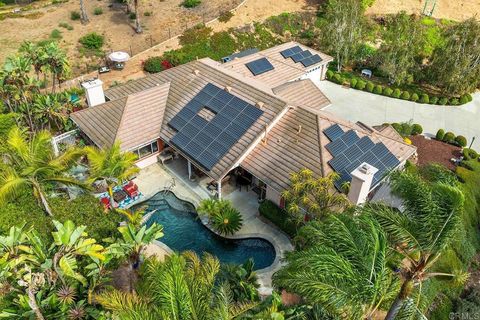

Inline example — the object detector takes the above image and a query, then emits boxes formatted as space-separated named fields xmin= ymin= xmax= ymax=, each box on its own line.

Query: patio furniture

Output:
xmin=99 ymin=66 xmax=111 ymax=74
xmin=361 ymin=69 xmax=372 ymax=78
xmin=113 ymin=189 xmax=128 ymax=203
xmin=100 ymin=197 xmax=111 ymax=210
xmin=236 ymin=175 xmax=252 ymax=191
xmin=123 ymin=181 xmax=139 ymax=198
xmin=158 ymin=152 xmax=174 ymax=165
xmin=207 ymin=175 xmax=232 ymax=191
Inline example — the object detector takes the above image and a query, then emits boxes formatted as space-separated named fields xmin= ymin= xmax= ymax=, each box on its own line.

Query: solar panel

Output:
xmin=167 ymin=83 xmax=263 ymax=171
xmin=326 ymin=139 xmax=348 ymax=157
xmin=280 ymin=45 xmax=302 ymax=58
xmin=300 ymin=54 xmax=322 ymax=67
xmin=245 ymin=58 xmax=274 ymax=76
xmin=323 ymin=124 xmax=344 ymax=141
xmin=291 ymin=50 xmax=313 ymax=63
xmin=328 ymin=154 xmax=350 ymax=173
xmin=341 ymin=130 xmax=360 ymax=147
xmin=371 ymin=143 xmax=390 ymax=159
xmin=343 ymin=144 xmax=362 ymax=161
xmin=357 ymin=136 xmax=375 ymax=151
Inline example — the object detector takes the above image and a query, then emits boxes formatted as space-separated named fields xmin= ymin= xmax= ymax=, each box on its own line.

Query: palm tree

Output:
xmin=273 ymin=213 xmax=398 ymax=319
xmin=80 ymin=0 xmax=89 ymax=24
xmin=219 ymin=258 xmax=260 ymax=302
xmin=33 ymin=92 xmax=72 ymax=132
xmin=85 ymin=142 xmax=139 ymax=209
xmin=364 ymin=171 xmax=467 ymax=320
xmin=43 ymin=42 xmax=71 ymax=92
xmin=130 ymin=0 xmax=142 ymax=33
xmin=96 ymin=252 xmax=256 ymax=319
xmin=0 ymin=127 xmax=86 ymax=216
xmin=198 ymin=198 xmax=243 ymax=236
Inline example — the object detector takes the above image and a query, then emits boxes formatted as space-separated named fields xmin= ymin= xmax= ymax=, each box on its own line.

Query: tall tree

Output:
xmin=43 ymin=42 xmax=71 ymax=92
xmin=281 ymin=169 xmax=350 ymax=223
xmin=273 ymin=213 xmax=398 ymax=319
xmin=131 ymin=0 xmax=142 ymax=33
xmin=85 ymin=142 xmax=139 ymax=209
xmin=364 ymin=171 xmax=467 ymax=320
xmin=319 ymin=0 xmax=366 ymax=72
xmin=80 ymin=0 xmax=89 ymax=24
xmin=376 ymin=12 xmax=425 ymax=86
xmin=0 ymin=127 xmax=85 ymax=216
xmin=428 ymin=18 xmax=480 ymax=96
xmin=33 ymin=92 xmax=72 ymax=132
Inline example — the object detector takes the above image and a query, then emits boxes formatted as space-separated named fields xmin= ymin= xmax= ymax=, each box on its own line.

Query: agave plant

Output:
xmin=211 ymin=204 xmax=243 ymax=236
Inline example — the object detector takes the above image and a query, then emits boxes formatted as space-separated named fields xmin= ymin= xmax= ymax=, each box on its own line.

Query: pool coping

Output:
xmin=137 ymin=190 xmax=290 ymax=292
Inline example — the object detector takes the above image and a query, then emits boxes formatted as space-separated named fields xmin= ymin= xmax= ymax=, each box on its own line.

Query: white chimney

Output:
xmin=82 ymin=79 xmax=105 ymax=107
xmin=348 ymin=162 xmax=378 ymax=205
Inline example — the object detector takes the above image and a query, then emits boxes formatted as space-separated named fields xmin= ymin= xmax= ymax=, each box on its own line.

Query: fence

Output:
xmin=62 ymin=0 xmax=245 ymax=90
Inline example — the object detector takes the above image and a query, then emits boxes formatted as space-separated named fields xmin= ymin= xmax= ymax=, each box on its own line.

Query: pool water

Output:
xmin=136 ymin=192 xmax=276 ymax=270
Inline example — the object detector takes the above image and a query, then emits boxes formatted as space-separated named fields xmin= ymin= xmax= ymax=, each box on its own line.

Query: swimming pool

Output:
xmin=136 ymin=192 xmax=276 ymax=270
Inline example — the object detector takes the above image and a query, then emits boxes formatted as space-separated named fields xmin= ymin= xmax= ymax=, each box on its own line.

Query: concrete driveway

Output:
xmin=316 ymin=81 xmax=480 ymax=150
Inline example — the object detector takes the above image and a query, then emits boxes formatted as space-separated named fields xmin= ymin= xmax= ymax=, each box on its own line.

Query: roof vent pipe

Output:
xmin=261 ymin=125 xmax=268 ymax=145
xmin=297 ymin=125 xmax=302 ymax=134
xmin=224 ymin=86 xmax=232 ymax=93
xmin=256 ymin=102 xmax=264 ymax=109
xmin=193 ymin=69 xmax=200 ymax=76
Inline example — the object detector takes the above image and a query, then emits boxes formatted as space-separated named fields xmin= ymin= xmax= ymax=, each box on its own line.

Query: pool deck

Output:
xmin=133 ymin=162 xmax=294 ymax=295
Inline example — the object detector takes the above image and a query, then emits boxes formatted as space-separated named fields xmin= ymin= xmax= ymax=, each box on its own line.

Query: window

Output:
xmin=132 ymin=140 xmax=159 ymax=160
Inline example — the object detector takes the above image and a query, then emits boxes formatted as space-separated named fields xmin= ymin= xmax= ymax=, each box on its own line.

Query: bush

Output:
xmin=349 ymin=78 xmax=357 ymax=88
xmin=391 ymin=123 xmax=402 ymax=134
xmin=365 ymin=82 xmax=374 ymax=92
xmin=93 ymin=7 xmax=103 ymax=15
xmin=50 ymin=29 xmax=62 ymax=40
xmin=182 ymin=0 xmax=201 ymax=8
xmin=438 ymin=97 xmax=448 ymax=105
xmin=449 ymin=98 xmax=459 ymax=106
xmin=218 ymin=10 xmax=233 ymax=23
xmin=143 ymin=56 xmax=172 ymax=73
xmin=144 ymin=11 xmax=152 ymax=16
xmin=59 ymin=21 xmax=73 ymax=30
xmin=129 ymin=12 xmax=136 ymax=19
xmin=400 ymin=91 xmax=411 ymax=100
xmin=463 ymin=148 xmax=478 ymax=160
xmin=259 ymin=200 xmax=297 ymax=237
xmin=333 ymin=73 xmax=344 ymax=84
xmin=392 ymin=88 xmax=402 ymax=98
xmin=410 ymin=93 xmax=419 ymax=102
xmin=383 ymin=87 xmax=393 ymax=96
xmin=326 ymin=70 xmax=334 ymax=79
xmin=70 ymin=11 xmax=81 ymax=20
xmin=455 ymin=135 xmax=467 ymax=147
xmin=355 ymin=80 xmax=366 ymax=90
xmin=373 ymin=84 xmax=383 ymax=94
xmin=430 ymin=96 xmax=438 ymax=104
xmin=443 ymin=132 xmax=455 ymax=143
xmin=411 ymin=123 xmax=423 ymax=135
xmin=459 ymin=95 xmax=469 ymax=105
xmin=436 ymin=129 xmax=445 ymax=140
xmin=465 ymin=93 xmax=473 ymax=102
xmin=79 ymin=32 xmax=104 ymax=50
xmin=198 ymin=199 xmax=242 ymax=236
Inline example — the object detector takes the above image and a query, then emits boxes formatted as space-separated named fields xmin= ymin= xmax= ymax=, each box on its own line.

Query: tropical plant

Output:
xmin=219 ymin=259 xmax=260 ymax=302
xmin=85 ymin=142 xmax=139 ymax=209
xmin=273 ymin=213 xmax=398 ymax=319
xmin=96 ymin=252 xmax=257 ymax=319
xmin=198 ymin=198 xmax=243 ymax=236
xmin=33 ymin=92 xmax=73 ymax=132
xmin=281 ymin=169 xmax=350 ymax=223
xmin=364 ymin=170 xmax=467 ymax=319
xmin=0 ymin=127 xmax=86 ymax=216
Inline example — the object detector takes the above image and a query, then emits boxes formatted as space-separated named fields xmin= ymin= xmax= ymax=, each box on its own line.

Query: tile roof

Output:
xmin=221 ymin=41 xmax=333 ymax=88
xmin=273 ymin=79 xmax=331 ymax=112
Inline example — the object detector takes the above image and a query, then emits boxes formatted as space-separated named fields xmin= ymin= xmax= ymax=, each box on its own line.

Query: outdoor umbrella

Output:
xmin=108 ymin=51 xmax=130 ymax=62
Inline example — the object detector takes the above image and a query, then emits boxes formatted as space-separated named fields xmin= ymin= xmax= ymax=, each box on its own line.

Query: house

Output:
xmin=71 ymin=42 xmax=416 ymax=206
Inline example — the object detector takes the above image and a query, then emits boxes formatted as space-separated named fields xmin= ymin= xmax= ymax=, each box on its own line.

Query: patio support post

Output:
xmin=187 ymin=161 xmax=192 ymax=180
xmin=217 ymin=180 xmax=222 ymax=199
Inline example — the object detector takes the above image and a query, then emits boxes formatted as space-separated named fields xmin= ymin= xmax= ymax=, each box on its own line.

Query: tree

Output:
xmin=0 ymin=127 xmax=86 ymax=216
xmin=79 ymin=0 xmax=89 ymax=24
xmin=376 ymin=12 xmax=425 ymax=85
xmin=198 ymin=198 xmax=243 ymax=236
xmin=85 ymin=142 xmax=139 ymax=209
xmin=428 ymin=18 xmax=480 ymax=96
xmin=364 ymin=170 xmax=467 ymax=320
xmin=218 ymin=259 xmax=260 ymax=302
xmin=319 ymin=0 xmax=366 ymax=71
xmin=43 ymin=42 xmax=71 ymax=92
xmin=33 ymin=92 xmax=72 ymax=132
xmin=95 ymin=252 xmax=257 ymax=319
xmin=281 ymin=169 xmax=350 ymax=223
xmin=273 ymin=213 xmax=398 ymax=319
xmin=130 ymin=0 xmax=142 ymax=33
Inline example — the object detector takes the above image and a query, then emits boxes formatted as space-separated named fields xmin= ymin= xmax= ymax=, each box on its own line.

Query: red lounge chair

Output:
xmin=123 ymin=181 xmax=139 ymax=198
xmin=100 ymin=197 xmax=111 ymax=210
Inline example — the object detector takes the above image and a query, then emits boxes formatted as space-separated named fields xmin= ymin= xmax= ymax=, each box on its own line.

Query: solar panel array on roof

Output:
xmin=279 ymin=45 xmax=323 ymax=68
xmin=245 ymin=58 xmax=274 ymax=76
xmin=168 ymin=83 xmax=263 ymax=171
xmin=323 ymin=125 xmax=401 ymax=190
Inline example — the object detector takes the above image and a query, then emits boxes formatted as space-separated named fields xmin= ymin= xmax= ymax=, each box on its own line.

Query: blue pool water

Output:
xmin=135 ymin=192 xmax=276 ymax=270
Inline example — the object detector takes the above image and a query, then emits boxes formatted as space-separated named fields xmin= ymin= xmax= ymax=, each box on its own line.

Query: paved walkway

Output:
xmin=316 ymin=81 xmax=480 ymax=150
xmin=133 ymin=162 xmax=293 ymax=295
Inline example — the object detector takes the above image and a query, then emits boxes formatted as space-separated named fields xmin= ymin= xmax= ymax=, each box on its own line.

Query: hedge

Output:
xmin=410 ymin=93 xmax=419 ymax=102
xmin=392 ymin=88 xmax=402 ymax=98
xmin=443 ymin=132 xmax=456 ymax=143
xmin=373 ymin=84 xmax=383 ymax=94
xmin=366 ymin=82 xmax=374 ymax=92
xmin=411 ymin=123 xmax=423 ymax=135
xmin=455 ymin=135 xmax=467 ymax=148
xmin=462 ymin=148 xmax=478 ymax=160
xmin=383 ymin=87 xmax=393 ymax=96
xmin=400 ymin=91 xmax=411 ymax=100
xmin=436 ymin=129 xmax=445 ymax=141
xmin=356 ymin=80 xmax=366 ymax=90
xmin=419 ymin=93 xmax=429 ymax=104
xmin=258 ymin=200 xmax=297 ymax=238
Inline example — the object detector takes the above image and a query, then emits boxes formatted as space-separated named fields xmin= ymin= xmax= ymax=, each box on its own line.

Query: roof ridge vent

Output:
xmin=256 ymin=101 xmax=264 ymax=109
xmin=224 ymin=86 xmax=232 ymax=93
xmin=193 ymin=69 xmax=200 ymax=76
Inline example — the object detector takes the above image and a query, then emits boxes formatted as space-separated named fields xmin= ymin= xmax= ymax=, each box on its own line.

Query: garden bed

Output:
xmin=410 ymin=135 xmax=462 ymax=171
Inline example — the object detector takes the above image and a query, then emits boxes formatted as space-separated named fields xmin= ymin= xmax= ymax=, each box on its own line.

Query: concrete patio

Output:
xmin=132 ymin=162 xmax=294 ymax=294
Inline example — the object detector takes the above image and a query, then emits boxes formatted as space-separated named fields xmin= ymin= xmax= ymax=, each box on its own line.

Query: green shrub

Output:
xmin=463 ymin=148 xmax=478 ymax=160
xmin=410 ymin=93 xmax=419 ymax=102
xmin=455 ymin=287 xmax=480 ymax=315
xmin=198 ymin=199 xmax=242 ymax=236
xmin=392 ymin=88 xmax=402 ymax=98
xmin=93 ymin=7 xmax=103 ymax=15
xmin=182 ymin=0 xmax=201 ymax=8
xmin=333 ymin=73 xmax=344 ymax=84
xmin=326 ymin=70 xmax=334 ymax=79
xmin=129 ymin=12 xmax=136 ymax=19
xmin=373 ymin=84 xmax=383 ymax=94
xmin=349 ymin=78 xmax=357 ymax=88
xmin=443 ymin=132 xmax=455 ymax=143
xmin=218 ymin=11 xmax=233 ymax=23
xmin=459 ymin=95 xmax=469 ymax=105
xmin=383 ymin=87 xmax=393 ymax=96
xmin=419 ymin=94 xmax=429 ymax=104
xmin=429 ymin=96 xmax=438 ymax=104
xmin=144 ymin=11 xmax=152 ymax=16
xmin=59 ymin=21 xmax=73 ymax=30
xmin=400 ymin=122 xmax=412 ymax=136
xmin=438 ymin=97 xmax=448 ymax=105
xmin=50 ymin=28 xmax=62 ymax=40
xmin=455 ymin=135 xmax=467 ymax=147
xmin=465 ymin=93 xmax=473 ymax=102
xmin=355 ymin=80 xmax=366 ymax=90
xmin=411 ymin=123 xmax=423 ymax=135
xmin=0 ymin=114 xmax=16 ymax=140
xmin=365 ymin=82 xmax=374 ymax=92
xmin=259 ymin=200 xmax=297 ymax=237
xmin=436 ymin=129 xmax=445 ymax=140
xmin=79 ymin=32 xmax=104 ymax=50
xmin=391 ymin=123 xmax=402 ymax=134
xmin=449 ymin=98 xmax=459 ymax=106
xmin=70 ymin=11 xmax=81 ymax=20
xmin=143 ymin=56 xmax=167 ymax=73
xmin=400 ymin=91 xmax=411 ymax=100
xmin=300 ymin=29 xmax=315 ymax=40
